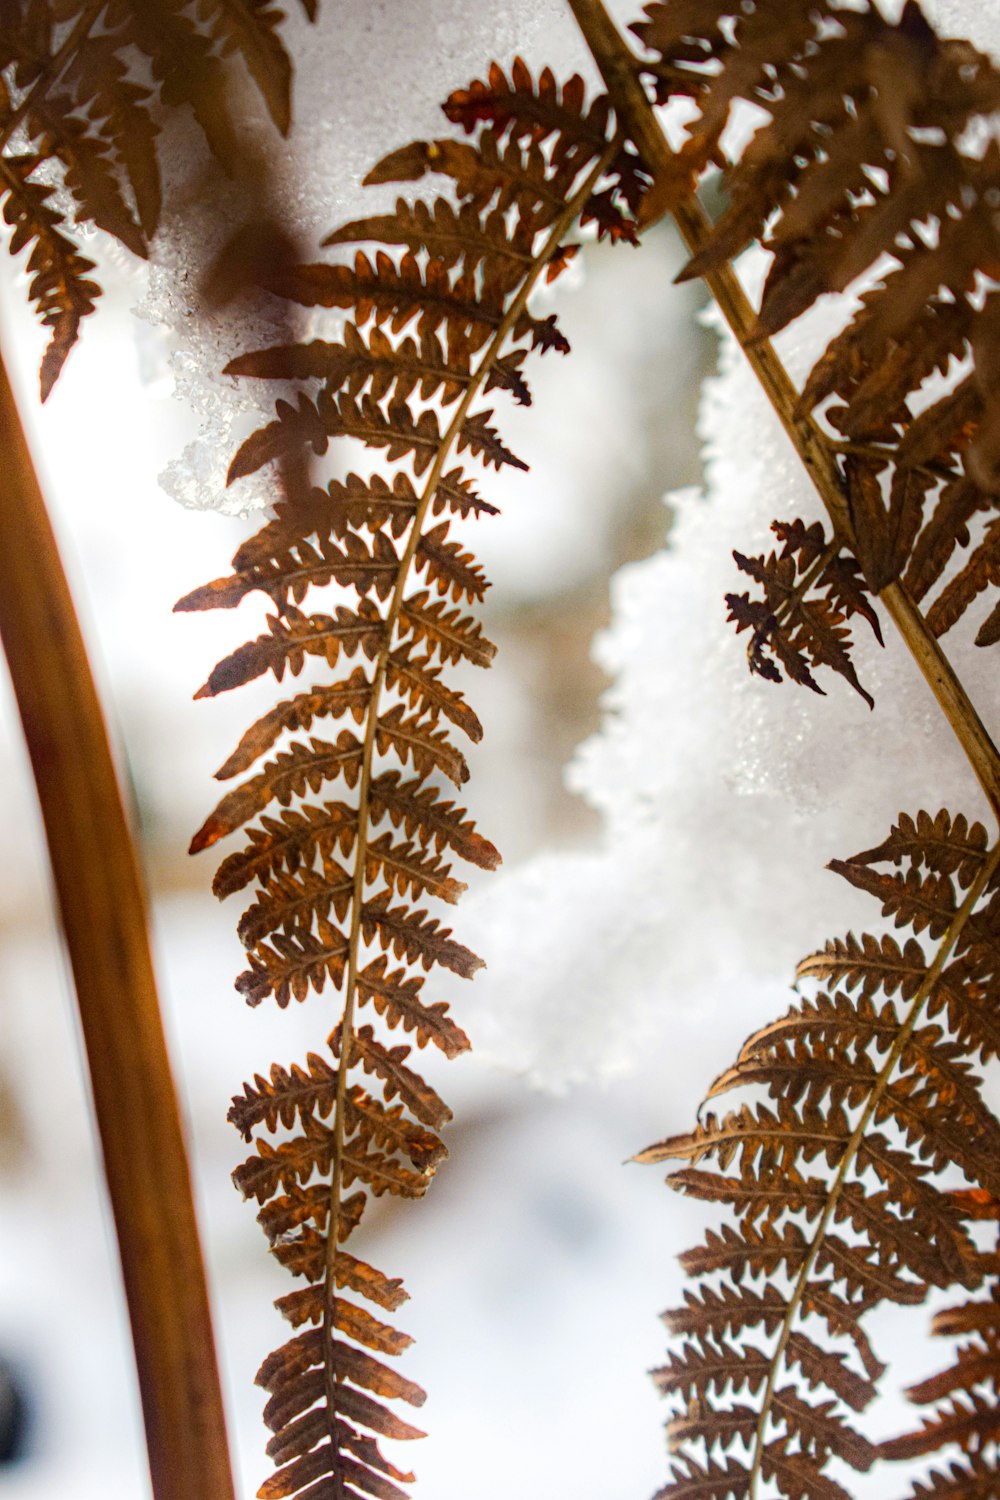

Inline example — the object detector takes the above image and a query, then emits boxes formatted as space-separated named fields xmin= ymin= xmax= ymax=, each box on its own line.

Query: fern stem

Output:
xmin=320 ymin=134 xmax=624 ymax=1460
xmin=744 ymin=839 xmax=1000 ymax=1496
xmin=567 ymin=0 xmax=1000 ymax=818
xmin=0 ymin=348 xmax=235 ymax=1500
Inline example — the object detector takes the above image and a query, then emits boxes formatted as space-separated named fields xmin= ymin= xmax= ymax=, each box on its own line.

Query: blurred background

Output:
xmin=0 ymin=3 xmax=717 ymax=1496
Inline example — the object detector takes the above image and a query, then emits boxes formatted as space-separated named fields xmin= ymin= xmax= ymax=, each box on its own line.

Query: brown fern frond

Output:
xmin=212 ymin=801 xmax=358 ymax=896
xmin=215 ymin=676 xmax=374 ymax=779
xmin=325 ymin=198 xmax=536 ymax=278
xmin=62 ymin=27 xmax=162 ymax=236
xmin=192 ymin=734 xmax=366 ymax=852
xmin=882 ymin=1275 xmax=1000 ymax=1497
xmin=264 ymin=250 xmax=569 ymax=359
xmin=236 ymin=919 xmax=348 ymax=1009
xmin=0 ymin=149 xmax=100 ymax=397
xmin=631 ymin=0 xmax=1000 ymax=678
xmin=229 ymin=322 xmax=523 ymax=411
xmin=182 ymin=61 xmax=639 ymax=1500
xmin=21 ymin=85 xmax=146 ymax=255
xmin=0 ymin=0 xmax=313 ymax=394
xmin=440 ymin=57 xmax=651 ymax=242
xmin=640 ymin=817 xmax=1000 ymax=1499
xmin=192 ymin=607 xmax=384 ymax=697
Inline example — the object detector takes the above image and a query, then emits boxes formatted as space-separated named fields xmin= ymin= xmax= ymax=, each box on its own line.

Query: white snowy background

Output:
xmin=0 ymin=2 xmax=999 ymax=1498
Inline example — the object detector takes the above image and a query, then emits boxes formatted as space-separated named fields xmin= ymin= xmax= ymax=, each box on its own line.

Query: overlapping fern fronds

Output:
xmin=606 ymin=7 xmax=1000 ymax=1495
xmin=179 ymin=60 xmax=647 ymax=1500
xmin=633 ymin=0 xmax=1000 ymax=700
xmin=0 ymin=0 xmax=314 ymax=396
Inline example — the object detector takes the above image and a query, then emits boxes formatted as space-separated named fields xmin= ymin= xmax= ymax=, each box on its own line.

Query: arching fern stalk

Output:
xmin=561 ymin=0 xmax=1000 ymax=1497
xmin=179 ymin=64 xmax=648 ymax=1500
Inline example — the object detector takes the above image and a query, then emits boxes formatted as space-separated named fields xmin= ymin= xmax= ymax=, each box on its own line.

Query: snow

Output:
xmin=452 ymin=280 xmax=994 ymax=1087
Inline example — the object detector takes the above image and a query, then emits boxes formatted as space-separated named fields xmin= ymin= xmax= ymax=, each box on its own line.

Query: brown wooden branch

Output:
xmin=0 ymin=347 xmax=235 ymax=1500
xmin=567 ymin=0 xmax=1000 ymax=818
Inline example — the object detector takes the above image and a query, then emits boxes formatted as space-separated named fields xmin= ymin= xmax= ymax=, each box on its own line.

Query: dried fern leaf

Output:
xmin=642 ymin=814 xmax=1000 ymax=1499
xmin=882 ymin=1274 xmax=1000 ymax=1497
xmin=726 ymin=518 xmax=880 ymax=705
xmin=182 ymin=60 xmax=640 ymax=1500
xmin=0 ymin=0 xmax=312 ymax=394
xmin=632 ymin=0 xmax=1000 ymax=672
xmin=0 ymin=150 xmax=100 ymax=397
xmin=64 ymin=26 xmax=162 ymax=237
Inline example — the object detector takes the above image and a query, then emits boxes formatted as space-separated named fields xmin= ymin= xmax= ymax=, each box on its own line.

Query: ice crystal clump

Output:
xmin=454 ymin=285 xmax=994 ymax=1090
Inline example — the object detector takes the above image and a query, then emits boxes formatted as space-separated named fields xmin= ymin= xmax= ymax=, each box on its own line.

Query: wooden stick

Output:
xmin=0 ymin=347 xmax=235 ymax=1500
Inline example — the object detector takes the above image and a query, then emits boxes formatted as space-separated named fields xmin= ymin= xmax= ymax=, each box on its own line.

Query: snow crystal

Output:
xmin=930 ymin=0 xmax=1000 ymax=53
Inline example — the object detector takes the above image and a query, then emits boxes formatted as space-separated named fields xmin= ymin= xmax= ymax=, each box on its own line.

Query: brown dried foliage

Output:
xmin=625 ymin=11 xmax=1000 ymax=1491
xmin=180 ymin=61 xmax=644 ymax=1500
xmin=640 ymin=812 xmax=1000 ymax=1500
xmin=882 ymin=1275 xmax=1000 ymax=1496
xmin=22 ymin=2 xmax=1000 ymax=1494
xmin=634 ymin=0 xmax=1000 ymax=689
xmin=727 ymin=518 xmax=882 ymax=707
xmin=0 ymin=0 xmax=314 ymax=397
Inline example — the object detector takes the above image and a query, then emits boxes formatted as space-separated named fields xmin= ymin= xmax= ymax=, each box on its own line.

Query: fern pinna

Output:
xmin=0 ymin=0 xmax=313 ymax=397
xmin=882 ymin=1270 xmax=1000 ymax=1496
xmin=178 ymin=62 xmax=646 ymax=1500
